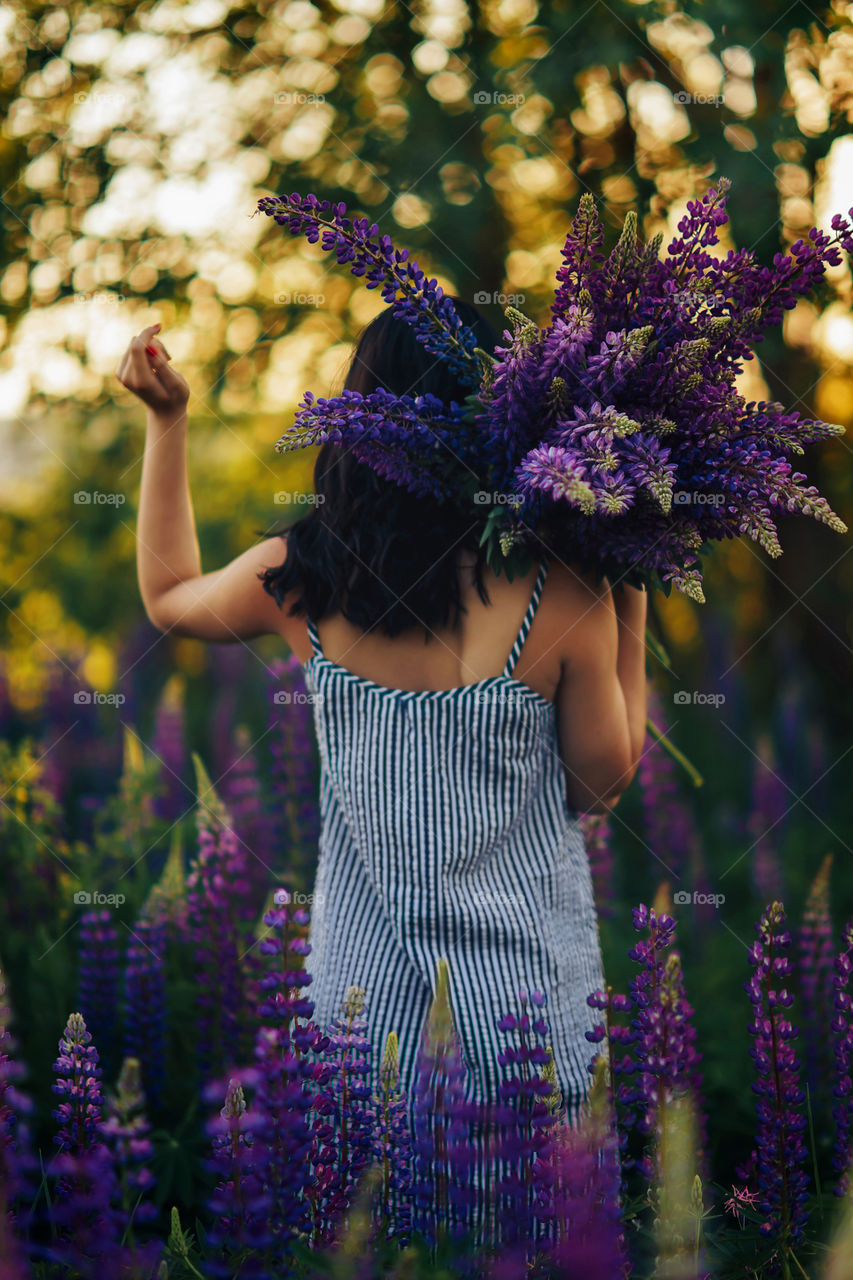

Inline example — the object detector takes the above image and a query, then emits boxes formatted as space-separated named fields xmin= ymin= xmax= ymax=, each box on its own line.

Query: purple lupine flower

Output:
xmin=257 ymin=192 xmax=482 ymax=386
xmin=625 ymin=906 xmax=705 ymax=1183
xmin=372 ymin=1030 xmax=413 ymax=1244
xmin=150 ymin=673 xmax=189 ymax=823
xmin=276 ymin=386 xmax=476 ymax=503
xmin=221 ymin=724 xmax=276 ymax=912
xmin=536 ymin=1059 xmax=627 ymax=1278
xmin=251 ymin=893 xmax=334 ymax=1260
xmin=319 ymin=986 xmax=376 ymax=1242
xmin=76 ymin=909 xmax=121 ymax=1078
xmin=257 ymin=179 xmax=853 ymax=604
xmin=123 ymin=915 xmax=167 ymax=1109
xmin=0 ymin=964 xmax=34 ymax=1270
xmin=52 ymin=1012 xmax=104 ymax=1155
xmin=551 ymin=190 xmax=606 ymax=321
xmin=267 ymin=657 xmax=320 ymax=890
xmin=585 ymin=986 xmax=637 ymax=1188
xmin=47 ymin=1013 xmax=127 ymax=1277
xmin=205 ymin=1078 xmax=273 ymax=1277
xmin=578 ymin=811 xmax=616 ymax=918
xmin=743 ymin=901 xmax=809 ymax=1253
xmin=491 ymin=989 xmax=561 ymax=1253
xmin=747 ymin=733 xmax=787 ymax=905
xmin=831 ymin=919 xmax=853 ymax=1195
xmin=410 ymin=958 xmax=480 ymax=1248
xmin=100 ymin=1058 xmax=162 ymax=1271
xmin=478 ymin=311 xmax=549 ymax=496
xmin=186 ymin=758 xmax=258 ymax=1078
xmin=46 ymin=1146 xmax=126 ymax=1280
xmin=798 ymin=853 xmax=835 ymax=1099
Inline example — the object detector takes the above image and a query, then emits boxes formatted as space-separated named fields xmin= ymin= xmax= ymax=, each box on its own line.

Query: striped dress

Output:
xmin=301 ymin=553 xmax=605 ymax=1127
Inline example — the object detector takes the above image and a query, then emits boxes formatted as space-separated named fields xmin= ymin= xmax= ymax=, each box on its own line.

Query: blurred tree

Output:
xmin=0 ymin=0 xmax=851 ymax=735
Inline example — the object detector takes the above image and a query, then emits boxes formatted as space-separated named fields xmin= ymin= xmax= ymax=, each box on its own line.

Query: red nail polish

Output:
xmin=145 ymin=344 xmax=157 ymax=357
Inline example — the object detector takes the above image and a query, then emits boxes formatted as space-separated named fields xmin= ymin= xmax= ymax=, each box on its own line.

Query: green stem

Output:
xmin=645 ymin=717 xmax=704 ymax=789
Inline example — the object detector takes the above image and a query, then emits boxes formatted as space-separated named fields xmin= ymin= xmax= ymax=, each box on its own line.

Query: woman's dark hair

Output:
xmin=258 ymin=297 xmax=501 ymax=639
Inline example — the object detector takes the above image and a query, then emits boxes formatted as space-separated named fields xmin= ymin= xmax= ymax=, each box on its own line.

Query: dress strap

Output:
xmin=503 ymin=555 xmax=550 ymax=680
xmin=305 ymin=616 xmax=323 ymax=659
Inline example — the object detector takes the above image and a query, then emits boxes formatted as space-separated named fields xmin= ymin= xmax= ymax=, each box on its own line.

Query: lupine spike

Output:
xmin=122 ymin=916 xmax=167 ymax=1109
xmin=374 ymin=1030 xmax=413 ymax=1243
xmin=143 ymin=825 xmax=188 ymax=933
xmin=101 ymin=1057 xmax=158 ymax=1241
xmin=76 ymin=910 xmax=121 ymax=1078
xmin=744 ymin=901 xmax=810 ymax=1254
xmin=799 ymin=852 xmax=835 ymax=1099
xmin=151 ymin=673 xmax=189 ymax=823
xmin=831 ymin=919 xmax=853 ymax=1194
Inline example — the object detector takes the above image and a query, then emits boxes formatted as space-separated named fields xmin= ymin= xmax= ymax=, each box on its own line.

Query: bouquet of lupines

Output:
xmin=258 ymin=178 xmax=851 ymax=602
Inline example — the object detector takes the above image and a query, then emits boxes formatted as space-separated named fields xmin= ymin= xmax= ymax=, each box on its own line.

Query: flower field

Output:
xmin=2 ymin=637 xmax=853 ymax=1280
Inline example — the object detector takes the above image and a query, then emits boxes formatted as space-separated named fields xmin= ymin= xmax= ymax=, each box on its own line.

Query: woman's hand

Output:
xmin=115 ymin=322 xmax=189 ymax=420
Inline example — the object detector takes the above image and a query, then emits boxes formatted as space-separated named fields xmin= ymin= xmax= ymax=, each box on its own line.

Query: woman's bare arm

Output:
xmin=117 ymin=323 xmax=286 ymax=641
xmin=611 ymin=580 xmax=648 ymax=777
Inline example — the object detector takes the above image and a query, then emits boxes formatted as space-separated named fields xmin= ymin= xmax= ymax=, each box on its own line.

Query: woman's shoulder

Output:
xmin=545 ymin=555 xmax=613 ymax=607
xmin=536 ymin=556 xmax=616 ymax=655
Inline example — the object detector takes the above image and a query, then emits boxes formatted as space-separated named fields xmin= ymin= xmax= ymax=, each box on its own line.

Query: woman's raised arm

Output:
xmin=116 ymin=322 xmax=286 ymax=641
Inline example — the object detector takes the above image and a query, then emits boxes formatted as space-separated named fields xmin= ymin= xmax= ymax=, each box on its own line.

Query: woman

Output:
xmin=116 ymin=297 xmax=646 ymax=1131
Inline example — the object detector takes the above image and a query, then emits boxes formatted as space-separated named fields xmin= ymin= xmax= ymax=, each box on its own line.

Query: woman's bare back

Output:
xmin=285 ymin=551 xmax=576 ymax=702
